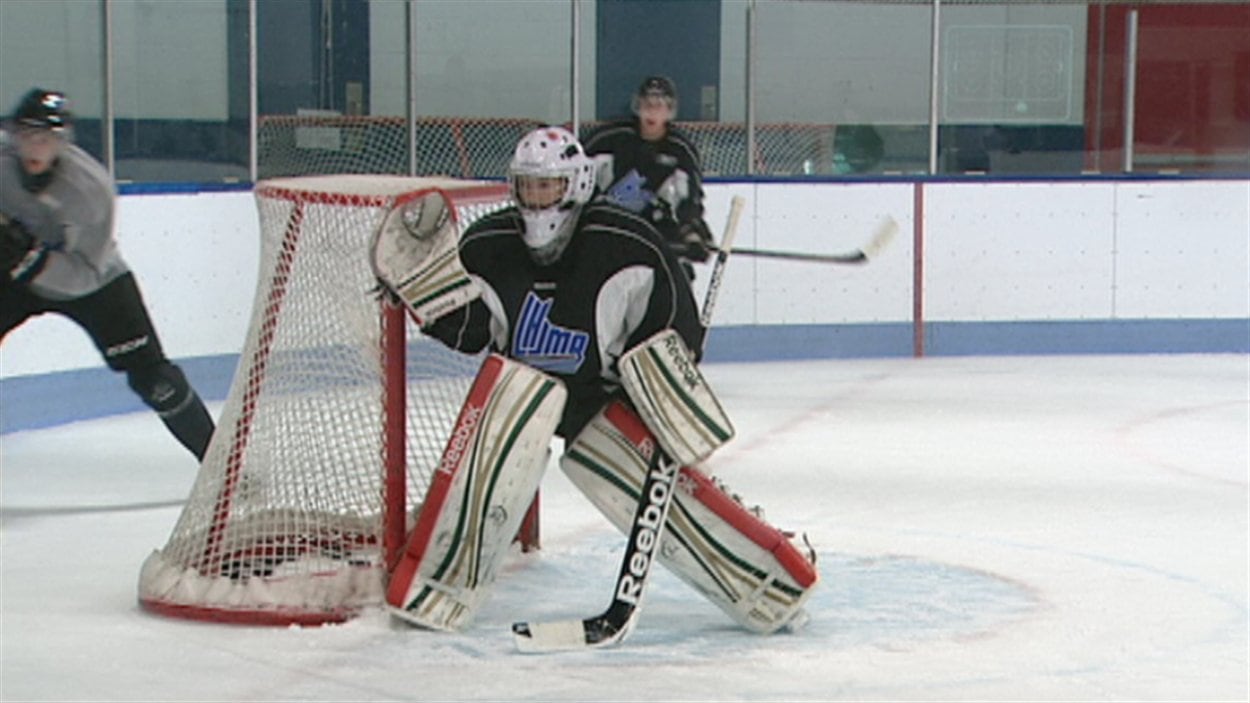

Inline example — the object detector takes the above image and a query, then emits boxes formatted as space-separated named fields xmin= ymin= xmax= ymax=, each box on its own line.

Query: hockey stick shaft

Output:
xmin=711 ymin=215 xmax=898 ymax=266
xmin=722 ymin=246 xmax=866 ymax=264
xmin=700 ymin=195 xmax=745 ymax=328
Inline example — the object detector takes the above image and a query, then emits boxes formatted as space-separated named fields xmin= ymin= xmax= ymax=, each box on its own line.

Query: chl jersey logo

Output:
xmin=605 ymin=169 xmax=652 ymax=214
xmin=512 ymin=292 xmax=589 ymax=374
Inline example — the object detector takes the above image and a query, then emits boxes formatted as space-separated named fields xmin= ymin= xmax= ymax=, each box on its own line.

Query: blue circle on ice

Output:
xmin=814 ymin=553 xmax=1039 ymax=647
xmin=612 ymin=552 xmax=1040 ymax=657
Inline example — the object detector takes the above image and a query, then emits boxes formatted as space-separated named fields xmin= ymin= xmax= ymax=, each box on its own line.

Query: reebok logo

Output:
xmin=663 ymin=333 xmax=700 ymax=390
xmin=614 ymin=455 xmax=676 ymax=607
xmin=438 ymin=405 xmax=483 ymax=475
xmin=105 ymin=335 xmax=150 ymax=358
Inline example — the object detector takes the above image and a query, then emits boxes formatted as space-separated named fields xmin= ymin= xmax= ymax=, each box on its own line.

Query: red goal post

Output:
xmin=138 ymin=175 xmax=522 ymax=626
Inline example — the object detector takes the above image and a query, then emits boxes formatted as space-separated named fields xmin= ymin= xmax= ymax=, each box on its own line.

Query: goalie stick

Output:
xmin=512 ymin=447 xmax=680 ymax=651
xmin=713 ymin=214 xmax=898 ymax=265
xmin=510 ymin=195 xmax=745 ymax=653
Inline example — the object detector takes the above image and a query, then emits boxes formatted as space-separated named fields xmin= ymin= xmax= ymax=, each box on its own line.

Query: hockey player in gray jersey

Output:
xmin=0 ymin=88 xmax=215 ymax=462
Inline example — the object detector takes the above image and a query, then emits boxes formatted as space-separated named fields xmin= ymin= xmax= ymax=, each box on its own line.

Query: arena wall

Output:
xmin=2 ymin=178 xmax=1246 ymax=431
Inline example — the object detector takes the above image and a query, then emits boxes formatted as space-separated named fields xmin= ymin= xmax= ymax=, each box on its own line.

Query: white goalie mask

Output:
xmin=508 ymin=127 xmax=596 ymax=264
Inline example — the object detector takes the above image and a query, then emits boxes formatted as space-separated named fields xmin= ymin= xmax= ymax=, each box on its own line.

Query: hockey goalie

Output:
xmin=371 ymin=126 xmax=818 ymax=644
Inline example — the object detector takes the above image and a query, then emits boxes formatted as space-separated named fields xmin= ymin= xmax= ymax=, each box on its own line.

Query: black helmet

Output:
xmin=636 ymin=76 xmax=677 ymax=103
xmin=632 ymin=76 xmax=677 ymax=116
xmin=12 ymin=88 xmax=72 ymax=132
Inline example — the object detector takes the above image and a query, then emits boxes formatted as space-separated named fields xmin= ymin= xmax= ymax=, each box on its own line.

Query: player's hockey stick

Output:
xmin=701 ymin=194 xmax=744 ymax=327
xmin=711 ymin=214 xmax=897 ymax=265
xmin=510 ymin=196 xmax=745 ymax=653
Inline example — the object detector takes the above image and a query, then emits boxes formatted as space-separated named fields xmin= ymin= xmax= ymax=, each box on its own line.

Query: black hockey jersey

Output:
xmin=581 ymin=120 xmax=707 ymax=240
xmin=424 ymin=201 xmax=705 ymax=438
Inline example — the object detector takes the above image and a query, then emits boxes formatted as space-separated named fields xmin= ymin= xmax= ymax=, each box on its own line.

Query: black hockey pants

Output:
xmin=1 ymin=273 xmax=215 ymax=461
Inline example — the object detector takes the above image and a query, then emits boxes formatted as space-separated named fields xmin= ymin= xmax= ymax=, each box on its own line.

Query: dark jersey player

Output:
xmin=423 ymin=126 xmax=704 ymax=439
xmin=0 ymin=88 xmax=215 ymax=462
xmin=581 ymin=76 xmax=714 ymax=279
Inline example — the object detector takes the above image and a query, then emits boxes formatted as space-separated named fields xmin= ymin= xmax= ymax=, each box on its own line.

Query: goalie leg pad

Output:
xmin=370 ymin=189 xmax=481 ymax=326
xmin=386 ymin=354 xmax=566 ymax=631
xmin=618 ymin=329 xmax=734 ymax=466
xmin=562 ymin=401 xmax=818 ymax=634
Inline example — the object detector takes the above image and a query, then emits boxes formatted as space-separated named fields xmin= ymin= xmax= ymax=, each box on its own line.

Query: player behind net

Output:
xmin=370 ymin=126 xmax=817 ymax=642
xmin=582 ymin=76 xmax=714 ymax=281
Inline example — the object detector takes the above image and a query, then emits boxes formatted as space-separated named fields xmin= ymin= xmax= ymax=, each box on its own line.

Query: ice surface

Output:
xmin=2 ymin=354 xmax=1246 ymax=701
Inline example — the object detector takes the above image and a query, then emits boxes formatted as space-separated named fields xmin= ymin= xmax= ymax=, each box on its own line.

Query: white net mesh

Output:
xmin=257 ymin=116 xmax=542 ymax=179
xmin=256 ymin=114 xmax=841 ymax=179
xmin=139 ymin=175 xmax=511 ymax=625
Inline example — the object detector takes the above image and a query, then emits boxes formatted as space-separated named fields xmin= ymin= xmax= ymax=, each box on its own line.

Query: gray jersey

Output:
xmin=0 ymin=138 xmax=128 ymax=300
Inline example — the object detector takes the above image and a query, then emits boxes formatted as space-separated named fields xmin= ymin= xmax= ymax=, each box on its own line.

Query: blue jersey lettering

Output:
xmin=512 ymin=292 xmax=589 ymax=374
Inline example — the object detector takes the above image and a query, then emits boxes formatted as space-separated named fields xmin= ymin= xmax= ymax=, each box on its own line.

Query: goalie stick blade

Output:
xmin=511 ymin=613 xmax=636 ymax=653
xmin=834 ymin=250 xmax=867 ymax=264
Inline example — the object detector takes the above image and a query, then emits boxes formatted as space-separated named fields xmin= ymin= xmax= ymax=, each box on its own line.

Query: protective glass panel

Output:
xmin=110 ymin=0 xmax=248 ymax=183
xmin=0 ymin=0 xmax=106 ymax=164
xmin=753 ymin=0 xmax=934 ymax=176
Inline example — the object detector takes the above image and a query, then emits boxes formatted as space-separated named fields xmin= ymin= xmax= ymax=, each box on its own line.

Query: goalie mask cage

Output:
xmin=138 ymin=175 xmax=521 ymax=626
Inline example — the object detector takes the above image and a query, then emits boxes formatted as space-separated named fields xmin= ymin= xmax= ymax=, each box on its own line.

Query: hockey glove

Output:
xmin=369 ymin=190 xmax=480 ymax=326
xmin=0 ymin=213 xmax=49 ymax=284
xmin=676 ymin=220 xmax=713 ymax=263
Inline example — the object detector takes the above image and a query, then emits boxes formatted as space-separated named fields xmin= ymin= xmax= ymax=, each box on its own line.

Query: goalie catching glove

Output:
xmin=370 ymin=189 xmax=479 ymax=326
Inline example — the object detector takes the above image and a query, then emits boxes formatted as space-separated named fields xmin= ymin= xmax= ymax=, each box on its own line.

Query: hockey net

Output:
xmin=138 ymin=175 xmax=515 ymax=625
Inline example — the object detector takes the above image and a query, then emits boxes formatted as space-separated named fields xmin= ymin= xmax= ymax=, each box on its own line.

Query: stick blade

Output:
xmin=720 ymin=195 xmax=746 ymax=253
xmin=860 ymin=215 xmax=899 ymax=260
xmin=512 ymin=616 xmax=632 ymax=653
xmin=512 ymin=620 xmax=589 ymax=653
